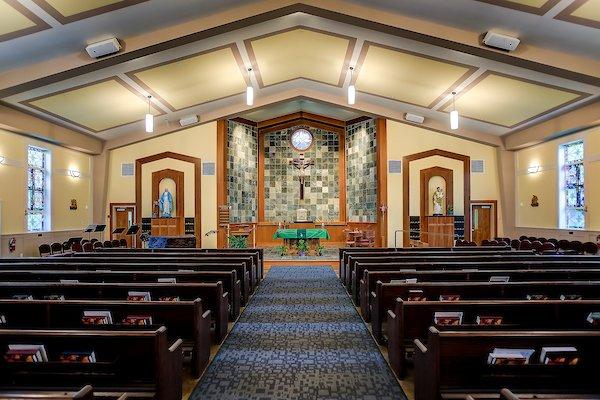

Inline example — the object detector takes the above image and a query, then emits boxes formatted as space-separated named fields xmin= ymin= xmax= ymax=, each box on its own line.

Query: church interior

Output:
xmin=0 ymin=0 xmax=599 ymax=399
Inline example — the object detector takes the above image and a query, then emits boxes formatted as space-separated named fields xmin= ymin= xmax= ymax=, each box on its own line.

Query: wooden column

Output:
xmin=216 ymin=119 xmax=227 ymax=248
xmin=376 ymin=118 xmax=388 ymax=247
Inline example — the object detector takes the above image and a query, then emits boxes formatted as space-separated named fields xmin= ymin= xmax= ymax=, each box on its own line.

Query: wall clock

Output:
xmin=290 ymin=128 xmax=313 ymax=152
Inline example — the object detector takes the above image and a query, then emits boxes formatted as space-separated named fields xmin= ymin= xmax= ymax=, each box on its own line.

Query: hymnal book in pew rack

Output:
xmin=44 ymin=295 xmax=65 ymax=301
xmin=487 ymin=348 xmax=535 ymax=365
xmin=439 ymin=294 xmax=461 ymax=301
xmin=121 ymin=315 xmax=153 ymax=325
xmin=0 ymin=314 xmax=6 ymax=324
xmin=127 ymin=291 xmax=152 ymax=301
xmin=407 ymin=289 xmax=427 ymax=301
xmin=540 ymin=347 xmax=580 ymax=365
xmin=12 ymin=294 xmax=33 ymax=300
xmin=489 ymin=276 xmax=510 ymax=283
xmin=158 ymin=277 xmax=177 ymax=283
xmin=433 ymin=312 xmax=463 ymax=326
xmin=587 ymin=312 xmax=600 ymax=325
xmin=82 ymin=310 xmax=113 ymax=325
xmin=59 ymin=351 xmax=96 ymax=363
xmin=526 ymin=294 xmax=549 ymax=300
xmin=476 ymin=315 xmax=503 ymax=325
xmin=560 ymin=294 xmax=583 ymax=301
xmin=4 ymin=344 xmax=48 ymax=363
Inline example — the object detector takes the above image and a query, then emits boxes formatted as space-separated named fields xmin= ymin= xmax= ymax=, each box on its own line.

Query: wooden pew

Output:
xmin=0 ymin=269 xmax=241 ymax=320
xmin=0 ymin=298 xmax=210 ymax=378
xmin=0 ymin=261 xmax=252 ymax=306
xmin=361 ymin=268 xmax=600 ymax=321
xmin=351 ymin=258 xmax=600 ymax=304
xmin=0 ymin=327 xmax=182 ymax=400
xmin=386 ymin=298 xmax=600 ymax=377
xmin=414 ymin=328 xmax=600 ymax=400
xmin=497 ymin=388 xmax=600 ymax=400
xmin=371 ymin=280 xmax=600 ymax=344
xmin=0 ymin=385 xmax=94 ymax=399
xmin=95 ymin=248 xmax=264 ymax=280
xmin=0 ymin=281 xmax=229 ymax=343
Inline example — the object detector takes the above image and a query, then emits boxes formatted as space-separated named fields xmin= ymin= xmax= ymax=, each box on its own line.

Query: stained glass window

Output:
xmin=559 ymin=140 xmax=585 ymax=229
xmin=26 ymin=146 xmax=50 ymax=232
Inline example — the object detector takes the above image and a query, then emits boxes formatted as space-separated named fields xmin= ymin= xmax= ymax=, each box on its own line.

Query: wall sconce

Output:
xmin=68 ymin=169 xmax=81 ymax=178
xmin=527 ymin=165 xmax=540 ymax=174
xmin=0 ymin=156 xmax=5 ymax=164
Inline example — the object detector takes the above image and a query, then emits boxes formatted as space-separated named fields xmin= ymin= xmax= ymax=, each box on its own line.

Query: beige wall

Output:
xmin=0 ymin=129 xmax=92 ymax=256
xmin=106 ymin=122 xmax=218 ymax=248
xmin=386 ymin=120 xmax=503 ymax=246
xmin=515 ymin=125 xmax=600 ymax=241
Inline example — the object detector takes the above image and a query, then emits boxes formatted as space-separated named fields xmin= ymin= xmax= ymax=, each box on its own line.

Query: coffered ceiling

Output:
xmin=0 ymin=0 xmax=598 ymax=146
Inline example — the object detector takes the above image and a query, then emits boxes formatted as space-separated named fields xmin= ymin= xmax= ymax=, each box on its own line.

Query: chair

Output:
xmin=454 ymin=239 xmax=465 ymax=247
xmin=541 ymin=242 xmax=557 ymax=254
xmin=82 ymin=242 xmax=94 ymax=252
xmin=50 ymin=242 xmax=63 ymax=255
xmin=528 ymin=236 xmax=538 ymax=242
xmin=93 ymin=241 xmax=103 ymax=250
xmin=111 ymin=239 xmax=121 ymax=248
xmin=503 ymin=238 xmax=511 ymax=245
xmin=344 ymin=229 xmax=358 ymax=247
xmin=510 ymin=239 xmax=520 ymax=250
xmin=547 ymin=238 xmax=559 ymax=248
xmin=356 ymin=230 xmax=376 ymax=247
xmin=481 ymin=239 xmax=490 ymax=246
xmin=519 ymin=239 xmax=532 ymax=251
xmin=72 ymin=242 xmax=84 ymax=253
xmin=90 ymin=238 xmax=99 ymax=244
xmin=466 ymin=241 xmax=477 ymax=246
xmin=570 ymin=240 xmax=584 ymax=254
xmin=62 ymin=241 xmax=71 ymax=252
xmin=531 ymin=240 xmax=543 ymax=254
xmin=537 ymin=237 xmax=547 ymax=243
xmin=583 ymin=242 xmax=599 ymax=255
xmin=81 ymin=239 xmax=90 ymax=245
xmin=519 ymin=236 xmax=528 ymax=241
xmin=119 ymin=238 xmax=128 ymax=248
xmin=38 ymin=244 xmax=51 ymax=257
xmin=103 ymin=240 xmax=113 ymax=248
xmin=558 ymin=240 xmax=571 ymax=251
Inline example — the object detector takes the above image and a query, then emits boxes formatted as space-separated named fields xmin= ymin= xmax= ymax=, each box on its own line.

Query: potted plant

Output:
xmin=276 ymin=245 xmax=288 ymax=257
xmin=229 ymin=235 xmax=247 ymax=249
xmin=316 ymin=244 xmax=325 ymax=257
xmin=297 ymin=239 xmax=309 ymax=257
xmin=447 ymin=204 xmax=454 ymax=216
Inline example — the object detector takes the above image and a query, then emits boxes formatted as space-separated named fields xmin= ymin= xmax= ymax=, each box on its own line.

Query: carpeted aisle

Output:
xmin=190 ymin=266 xmax=406 ymax=400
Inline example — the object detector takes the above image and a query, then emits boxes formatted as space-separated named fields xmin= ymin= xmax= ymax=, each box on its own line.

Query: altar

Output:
xmin=273 ymin=228 xmax=330 ymax=253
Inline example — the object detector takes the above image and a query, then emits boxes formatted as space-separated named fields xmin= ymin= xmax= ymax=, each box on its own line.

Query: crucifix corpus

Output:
xmin=289 ymin=153 xmax=314 ymax=200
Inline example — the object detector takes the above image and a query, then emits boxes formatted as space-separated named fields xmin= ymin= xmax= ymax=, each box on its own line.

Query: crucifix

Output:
xmin=289 ymin=153 xmax=314 ymax=200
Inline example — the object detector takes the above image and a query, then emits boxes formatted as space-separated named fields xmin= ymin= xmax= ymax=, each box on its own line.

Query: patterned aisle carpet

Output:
xmin=190 ymin=266 xmax=406 ymax=400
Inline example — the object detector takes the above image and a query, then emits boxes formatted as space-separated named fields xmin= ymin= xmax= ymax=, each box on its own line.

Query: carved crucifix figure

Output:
xmin=289 ymin=153 xmax=314 ymax=200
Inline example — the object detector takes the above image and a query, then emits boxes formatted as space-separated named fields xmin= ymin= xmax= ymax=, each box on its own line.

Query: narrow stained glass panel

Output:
xmin=26 ymin=146 xmax=49 ymax=232
xmin=566 ymin=209 xmax=585 ymax=229
xmin=27 ymin=213 xmax=43 ymax=232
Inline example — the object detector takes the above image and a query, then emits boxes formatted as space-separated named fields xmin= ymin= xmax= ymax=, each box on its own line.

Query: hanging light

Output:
xmin=347 ymin=66 xmax=356 ymax=105
xmin=450 ymin=91 xmax=459 ymax=130
xmin=145 ymin=95 xmax=154 ymax=133
xmin=246 ymin=68 xmax=254 ymax=106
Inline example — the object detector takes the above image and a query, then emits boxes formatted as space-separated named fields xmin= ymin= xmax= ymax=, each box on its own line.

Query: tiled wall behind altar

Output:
xmin=346 ymin=119 xmax=378 ymax=222
xmin=227 ymin=121 xmax=258 ymax=223
xmin=264 ymin=127 xmax=340 ymax=222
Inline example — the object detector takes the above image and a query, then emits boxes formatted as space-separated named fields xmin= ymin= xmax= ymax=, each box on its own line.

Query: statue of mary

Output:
xmin=159 ymin=188 xmax=174 ymax=218
xmin=432 ymin=186 xmax=445 ymax=216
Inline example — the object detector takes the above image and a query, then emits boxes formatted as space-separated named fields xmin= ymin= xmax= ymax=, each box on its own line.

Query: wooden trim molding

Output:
xmin=108 ymin=202 xmax=136 ymax=241
xmin=470 ymin=199 xmax=499 ymax=241
xmin=30 ymin=0 xmax=150 ymax=24
xmin=376 ymin=118 xmax=388 ymax=247
xmin=420 ymin=166 xmax=454 ymax=243
xmin=216 ymin=119 xmax=228 ymax=248
xmin=473 ymin=0 xmax=562 ymax=15
xmin=554 ymin=0 xmax=600 ymax=29
xmin=402 ymin=149 xmax=471 ymax=245
xmin=135 ymin=151 xmax=202 ymax=247
xmin=0 ymin=0 xmax=51 ymax=43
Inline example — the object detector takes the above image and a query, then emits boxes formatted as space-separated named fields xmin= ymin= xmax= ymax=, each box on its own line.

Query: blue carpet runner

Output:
xmin=190 ymin=266 xmax=406 ymax=400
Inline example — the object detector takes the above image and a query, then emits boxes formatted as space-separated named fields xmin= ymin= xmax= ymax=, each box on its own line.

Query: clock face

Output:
xmin=290 ymin=129 xmax=313 ymax=151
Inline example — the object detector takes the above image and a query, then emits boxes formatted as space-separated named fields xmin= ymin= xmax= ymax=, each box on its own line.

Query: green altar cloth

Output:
xmin=273 ymin=228 xmax=330 ymax=240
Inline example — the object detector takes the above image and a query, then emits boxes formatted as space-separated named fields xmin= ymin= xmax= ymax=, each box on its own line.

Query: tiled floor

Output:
xmin=189 ymin=266 xmax=407 ymax=400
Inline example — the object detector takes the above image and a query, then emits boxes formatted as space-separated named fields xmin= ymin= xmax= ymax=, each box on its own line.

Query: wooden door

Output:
xmin=114 ymin=206 xmax=135 ymax=247
xmin=472 ymin=205 xmax=492 ymax=245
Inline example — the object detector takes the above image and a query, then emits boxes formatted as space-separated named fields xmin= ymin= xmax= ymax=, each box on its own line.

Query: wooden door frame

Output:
xmin=470 ymin=200 xmax=498 ymax=241
xmin=109 ymin=203 xmax=136 ymax=246
xmin=402 ymin=149 xmax=471 ymax=246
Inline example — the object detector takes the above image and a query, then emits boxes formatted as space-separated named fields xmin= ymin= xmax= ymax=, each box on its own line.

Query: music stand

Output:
xmin=94 ymin=224 xmax=106 ymax=243
xmin=126 ymin=225 xmax=140 ymax=248
xmin=83 ymin=225 xmax=96 ymax=241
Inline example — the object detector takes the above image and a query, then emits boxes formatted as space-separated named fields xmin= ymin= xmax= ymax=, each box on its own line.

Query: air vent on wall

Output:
xmin=389 ymin=160 xmax=402 ymax=174
xmin=471 ymin=160 xmax=485 ymax=173
xmin=203 ymin=162 xmax=215 ymax=176
xmin=121 ymin=163 xmax=134 ymax=177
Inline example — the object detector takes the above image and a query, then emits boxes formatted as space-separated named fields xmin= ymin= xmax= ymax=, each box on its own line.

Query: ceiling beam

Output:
xmin=1 ymin=0 xmax=598 ymax=99
xmin=0 ymin=103 xmax=104 ymax=154
xmin=502 ymin=100 xmax=600 ymax=150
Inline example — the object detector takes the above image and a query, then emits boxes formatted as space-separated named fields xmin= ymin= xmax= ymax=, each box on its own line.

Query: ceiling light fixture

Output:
xmin=246 ymin=68 xmax=254 ymax=106
xmin=68 ymin=169 xmax=81 ymax=178
xmin=348 ymin=67 xmax=356 ymax=105
xmin=0 ymin=156 xmax=5 ymax=164
xmin=145 ymin=95 xmax=154 ymax=133
xmin=450 ymin=91 xmax=459 ymax=130
xmin=527 ymin=165 xmax=540 ymax=174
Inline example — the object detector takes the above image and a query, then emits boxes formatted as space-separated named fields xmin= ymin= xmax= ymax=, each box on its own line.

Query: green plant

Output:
xmin=316 ymin=244 xmax=325 ymax=256
xmin=297 ymin=239 xmax=309 ymax=255
xmin=276 ymin=245 xmax=288 ymax=257
xmin=228 ymin=235 xmax=247 ymax=249
xmin=447 ymin=204 xmax=454 ymax=215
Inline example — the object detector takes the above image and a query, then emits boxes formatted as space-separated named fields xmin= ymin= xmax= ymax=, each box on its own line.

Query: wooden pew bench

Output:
xmin=0 ymin=269 xmax=240 ymax=320
xmin=0 ymin=281 xmax=229 ymax=343
xmin=0 ymin=327 xmax=182 ymax=400
xmin=386 ymin=298 xmax=600 ymax=377
xmin=361 ymin=268 xmax=600 ymax=321
xmin=371 ymin=280 xmax=600 ymax=344
xmin=0 ymin=298 xmax=210 ymax=378
xmin=0 ymin=385 xmax=94 ymax=399
xmin=414 ymin=328 xmax=600 ymax=400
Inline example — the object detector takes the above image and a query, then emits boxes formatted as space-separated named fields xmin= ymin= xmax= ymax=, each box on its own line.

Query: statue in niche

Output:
xmin=432 ymin=186 xmax=445 ymax=216
xmin=159 ymin=188 xmax=174 ymax=218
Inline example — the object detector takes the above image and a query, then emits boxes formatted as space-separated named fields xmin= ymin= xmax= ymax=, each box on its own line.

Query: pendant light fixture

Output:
xmin=145 ymin=95 xmax=154 ymax=133
xmin=450 ymin=91 xmax=459 ymax=130
xmin=347 ymin=66 xmax=356 ymax=105
xmin=246 ymin=68 xmax=254 ymax=106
